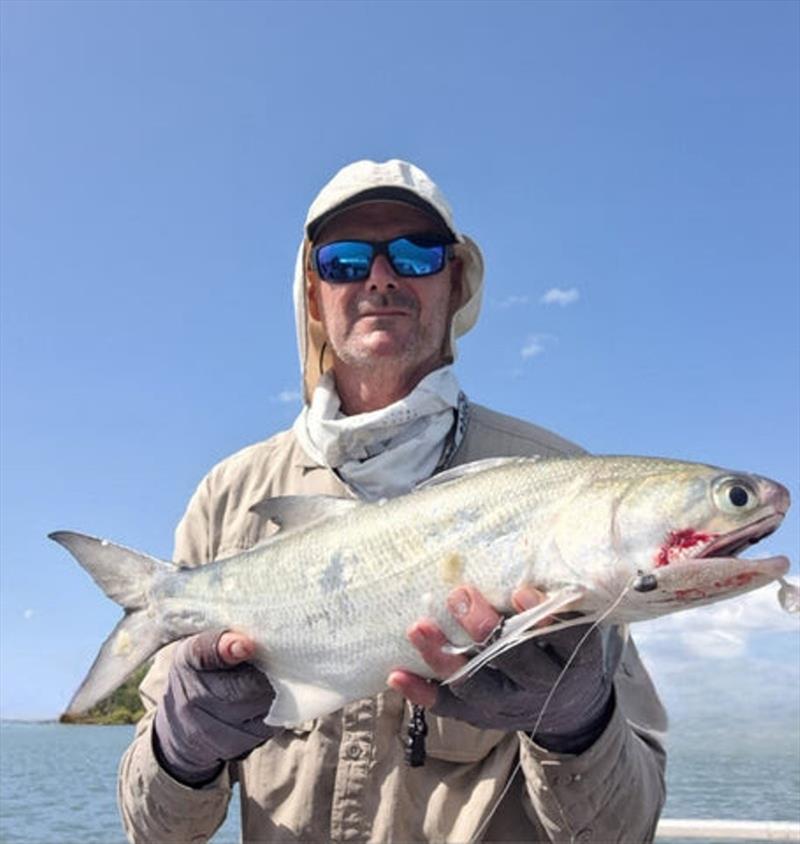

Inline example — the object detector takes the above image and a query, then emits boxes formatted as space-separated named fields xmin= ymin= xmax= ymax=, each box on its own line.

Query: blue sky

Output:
xmin=1 ymin=0 xmax=797 ymax=744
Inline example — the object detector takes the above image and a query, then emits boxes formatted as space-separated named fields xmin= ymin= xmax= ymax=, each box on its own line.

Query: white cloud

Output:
xmin=271 ymin=389 xmax=301 ymax=404
xmin=520 ymin=335 xmax=546 ymax=359
xmin=495 ymin=294 xmax=530 ymax=309
xmin=647 ymin=646 xmax=800 ymax=727
xmin=631 ymin=579 xmax=800 ymax=725
xmin=679 ymin=628 xmax=746 ymax=659
xmin=541 ymin=287 xmax=579 ymax=306
xmin=635 ymin=577 xmax=799 ymax=662
xmin=23 ymin=609 xmax=34 ymax=620
xmin=520 ymin=333 xmax=558 ymax=360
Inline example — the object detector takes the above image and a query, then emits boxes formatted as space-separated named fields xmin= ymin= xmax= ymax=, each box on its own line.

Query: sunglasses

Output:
xmin=312 ymin=234 xmax=455 ymax=283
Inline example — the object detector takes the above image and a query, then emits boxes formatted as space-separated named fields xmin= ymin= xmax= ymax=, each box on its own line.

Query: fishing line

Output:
xmin=469 ymin=576 xmax=637 ymax=844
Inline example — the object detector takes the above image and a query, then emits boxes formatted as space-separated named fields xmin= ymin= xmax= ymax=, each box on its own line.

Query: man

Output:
xmin=118 ymin=159 xmax=667 ymax=842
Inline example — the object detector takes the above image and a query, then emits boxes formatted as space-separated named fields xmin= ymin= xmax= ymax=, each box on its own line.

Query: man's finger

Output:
xmin=387 ymin=670 xmax=438 ymax=708
xmin=511 ymin=584 xmax=561 ymax=629
xmin=183 ymin=630 xmax=256 ymax=671
xmin=407 ymin=619 xmax=466 ymax=678
xmin=447 ymin=586 xmax=503 ymax=643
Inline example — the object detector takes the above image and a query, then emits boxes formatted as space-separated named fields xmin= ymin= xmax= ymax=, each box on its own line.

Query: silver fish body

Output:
xmin=52 ymin=455 xmax=794 ymax=726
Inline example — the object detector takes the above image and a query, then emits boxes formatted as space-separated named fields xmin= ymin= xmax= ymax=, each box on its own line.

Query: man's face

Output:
xmin=308 ymin=201 xmax=463 ymax=379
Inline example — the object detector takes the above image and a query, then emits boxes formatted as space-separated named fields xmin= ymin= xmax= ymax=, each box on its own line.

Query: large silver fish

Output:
xmin=52 ymin=455 xmax=797 ymax=726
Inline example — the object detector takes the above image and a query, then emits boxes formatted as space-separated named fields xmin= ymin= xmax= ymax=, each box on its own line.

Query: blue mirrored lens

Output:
xmin=387 ymin=238 xmax=446 ymax=277
xmin=314 ymin=236 xmax=449 ymax=282
xmin=315 ymin=241 xmax=373 ymax=281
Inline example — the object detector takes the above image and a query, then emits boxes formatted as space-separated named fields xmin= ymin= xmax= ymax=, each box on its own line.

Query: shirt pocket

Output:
xmin=406 ymin=702 xmax=506 ymax=763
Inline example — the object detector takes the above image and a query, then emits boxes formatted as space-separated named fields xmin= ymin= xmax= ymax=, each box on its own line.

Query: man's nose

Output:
xmin=366 ymin=254 xmax=398 ymax=291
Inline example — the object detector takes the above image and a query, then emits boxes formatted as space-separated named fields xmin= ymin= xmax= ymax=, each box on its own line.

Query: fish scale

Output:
xmin=50 ymin=455 xmax=796 ymax=727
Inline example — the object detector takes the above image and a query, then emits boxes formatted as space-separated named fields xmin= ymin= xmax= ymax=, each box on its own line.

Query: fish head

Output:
xmin=611 ymin=463 xmax=791 ymax=620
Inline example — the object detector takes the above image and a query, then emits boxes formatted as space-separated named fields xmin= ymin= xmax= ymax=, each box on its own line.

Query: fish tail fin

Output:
xmin=49 ymin=530 xmax=171 ymax=714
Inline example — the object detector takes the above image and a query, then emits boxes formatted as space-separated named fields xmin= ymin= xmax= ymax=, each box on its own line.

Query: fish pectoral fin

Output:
xmin=249 ymin=495 xmax=360 ymax=533
xmin=263 ymin=675 xmax=349 ymax=727
xmin=442 ymin=585 xmax=587 ymax=686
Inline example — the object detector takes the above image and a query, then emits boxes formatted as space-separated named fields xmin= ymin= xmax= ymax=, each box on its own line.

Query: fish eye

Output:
xmin=728 ymin=486 xmax=749 ymax=507
xmin=714 ymin=477 xmax=759 ymax=514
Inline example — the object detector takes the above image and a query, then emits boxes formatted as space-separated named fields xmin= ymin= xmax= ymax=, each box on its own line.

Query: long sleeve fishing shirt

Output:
xmin=117 ymin=403 xmax=668 ymax=843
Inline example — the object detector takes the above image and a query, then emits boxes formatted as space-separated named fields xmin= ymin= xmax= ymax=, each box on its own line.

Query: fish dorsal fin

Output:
xmin=415 ymin=456 xmax=537 ymax=492
xmin=249 ymin=495 xmax=360 ymax=534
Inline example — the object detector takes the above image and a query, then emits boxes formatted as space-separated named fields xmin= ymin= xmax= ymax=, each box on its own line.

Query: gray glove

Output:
xmin=432 ymin=622 xmax=623 ymax=754
xmin=153 ymin=630 xmax=277 ymax=786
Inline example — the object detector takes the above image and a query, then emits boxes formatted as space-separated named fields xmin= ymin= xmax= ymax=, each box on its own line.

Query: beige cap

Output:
xmin=293 ymin=159 xmax=485 ymax=402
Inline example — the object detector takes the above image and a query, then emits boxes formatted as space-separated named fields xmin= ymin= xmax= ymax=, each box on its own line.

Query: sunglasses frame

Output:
xmin=312 ymin=233 xmax=456 ymax=283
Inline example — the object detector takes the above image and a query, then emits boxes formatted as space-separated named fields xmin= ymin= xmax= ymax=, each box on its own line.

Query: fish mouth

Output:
xmin=639 ymin=511 xmax=790 ymax=614
xmin=691 ymin=513 xmax=784 ymax=562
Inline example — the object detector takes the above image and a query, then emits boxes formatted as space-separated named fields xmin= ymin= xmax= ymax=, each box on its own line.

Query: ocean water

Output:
xmin=0 ymin=722 xmax=240 ymax=843
xmin=1 ymin=718 xmax=798 ymax=843
xmin=659 ymin=713 xmax=800 ymax=825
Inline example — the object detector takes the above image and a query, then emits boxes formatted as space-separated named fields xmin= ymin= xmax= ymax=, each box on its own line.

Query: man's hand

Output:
xmin=388 ymin=586 xmax=620 ymax=754
xmin=153 ymin=630 xmax=277 ymax=786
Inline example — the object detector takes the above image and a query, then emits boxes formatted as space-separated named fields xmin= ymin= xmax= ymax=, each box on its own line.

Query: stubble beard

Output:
xmin=332 ymin=326 xmax=432 ymax=371
xmin=330 ymin=317 xmax=448 ymax=388
xmin=321 ymin=286 xmax=452 ymax=396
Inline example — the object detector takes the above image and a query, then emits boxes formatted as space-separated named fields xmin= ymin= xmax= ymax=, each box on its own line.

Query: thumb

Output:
xmin=217 ymin=630 xmax=256 ymax=666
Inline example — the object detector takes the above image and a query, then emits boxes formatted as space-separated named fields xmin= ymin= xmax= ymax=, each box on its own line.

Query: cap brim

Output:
xmin=306 ymin=187 xmax=455 ymax=242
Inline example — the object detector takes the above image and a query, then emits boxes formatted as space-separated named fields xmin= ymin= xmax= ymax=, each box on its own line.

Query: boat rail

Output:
xmin=655 ymin=818 xmax=800 ymax=841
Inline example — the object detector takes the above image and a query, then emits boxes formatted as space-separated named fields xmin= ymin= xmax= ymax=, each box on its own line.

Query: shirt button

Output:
xmin=345 ymin=743 xmax=362 ymax=760
xmin=575 ymin=829 xmax=593 ymax=842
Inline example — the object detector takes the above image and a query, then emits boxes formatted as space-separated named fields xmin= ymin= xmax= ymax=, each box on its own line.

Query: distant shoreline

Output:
xmin=58 ymin=711 xmax=141 ymax=726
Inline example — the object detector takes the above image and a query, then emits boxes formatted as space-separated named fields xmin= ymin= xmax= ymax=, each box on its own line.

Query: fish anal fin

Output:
xmin=262 ymin=675 xmax=349 ymax=727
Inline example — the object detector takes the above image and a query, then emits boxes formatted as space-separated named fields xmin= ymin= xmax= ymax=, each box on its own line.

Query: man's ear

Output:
xmin=448 ymin=257 xmax=465 ymax=318
xmin=307 ymin=274 xmax=322 ymax=322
